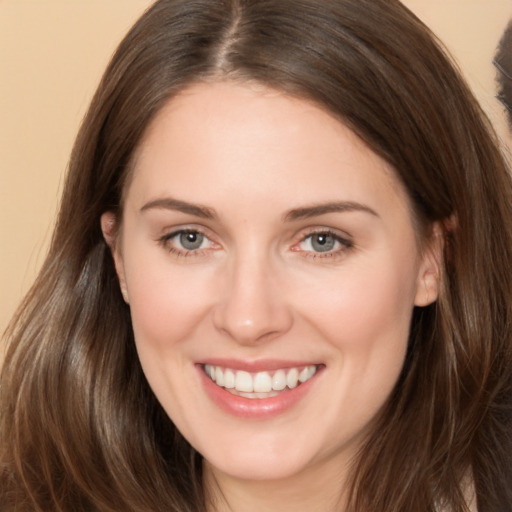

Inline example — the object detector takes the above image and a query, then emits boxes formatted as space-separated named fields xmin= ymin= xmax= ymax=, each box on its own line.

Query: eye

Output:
xmin=159 ymin=229 xmax=215 ymax=255
xmin=305 ymin=233 xmax=337 ymax=252
xmin=295 ymin=230 xmax=352 ymax=256
xmin=176 ymin=231 xmax=207 ymax=250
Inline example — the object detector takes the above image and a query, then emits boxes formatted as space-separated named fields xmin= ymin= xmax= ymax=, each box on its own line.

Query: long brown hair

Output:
xmin=2 ymin=1 xmax=511 ymax=510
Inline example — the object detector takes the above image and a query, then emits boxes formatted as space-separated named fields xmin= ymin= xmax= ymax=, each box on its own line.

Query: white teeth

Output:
xmin=204 ymin=364 xmax=318 ymax=394
xmin=215 ymin=366 xmax=224 ymax=387
xmin=235 ymin=370 xmax=253 ymax=392
xmin=253 ymin=371 xmax=272 ymax=393
xmin=299 ymin=365 xmax=316 ymax=382
xmin=286 ymin=368 xmax=299 ymax=389
xmin=272 ymin=369 xmax=287 ymax=391
xmin=224 ymin=368 xmax=235 ymax=389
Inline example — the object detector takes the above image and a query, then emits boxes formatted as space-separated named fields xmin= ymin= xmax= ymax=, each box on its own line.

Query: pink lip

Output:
xmin=196 ymin=362 xmax=323 ymax=420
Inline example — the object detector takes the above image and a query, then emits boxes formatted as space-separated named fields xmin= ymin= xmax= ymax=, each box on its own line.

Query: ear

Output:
xmin=414 ymin=221 xmax=445 ymax=307
xmin=101 ymin=212 xmax=129 ymax=304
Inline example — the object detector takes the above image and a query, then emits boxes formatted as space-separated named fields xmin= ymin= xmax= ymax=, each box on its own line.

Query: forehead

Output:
xmin=127 ymin=81 xmax=412 ymax=221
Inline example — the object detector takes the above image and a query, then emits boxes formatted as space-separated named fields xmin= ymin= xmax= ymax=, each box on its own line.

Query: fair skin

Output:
xmin=102 ymin=81 xmax=441 ymax=511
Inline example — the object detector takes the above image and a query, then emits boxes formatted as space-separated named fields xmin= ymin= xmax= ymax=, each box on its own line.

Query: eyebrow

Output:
xmin=283 ymin=201 xmax=379 ymax=221
xmin=140 ymin=197 xmax=378 ymax=222
xmin=140 ymin=197 xmax=216 ymax=219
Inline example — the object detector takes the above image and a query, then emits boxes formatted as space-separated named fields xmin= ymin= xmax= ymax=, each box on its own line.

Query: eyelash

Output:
xmin=158 ymin=228 xmax=353 ymax=259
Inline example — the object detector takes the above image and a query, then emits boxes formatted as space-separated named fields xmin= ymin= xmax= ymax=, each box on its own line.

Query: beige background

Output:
xmin=1 ymin=0 xmax=512 ymax=335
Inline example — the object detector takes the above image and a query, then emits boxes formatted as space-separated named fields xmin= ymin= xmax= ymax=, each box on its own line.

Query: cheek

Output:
xmin=295 ymin=253 xmax=418 ymax=358
xmin=293 ymin=257 xmax=418 ymax=432
xmin=123 ymin=252 xmax=218 ymax=349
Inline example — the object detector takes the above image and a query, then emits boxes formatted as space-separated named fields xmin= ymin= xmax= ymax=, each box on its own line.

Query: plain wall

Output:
xmin=1 ymin=0 xmax=512 ymax=335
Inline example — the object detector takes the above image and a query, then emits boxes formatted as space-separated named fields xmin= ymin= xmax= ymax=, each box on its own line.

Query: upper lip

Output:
xmin=197 ymin=358 xmax=322 ymax=372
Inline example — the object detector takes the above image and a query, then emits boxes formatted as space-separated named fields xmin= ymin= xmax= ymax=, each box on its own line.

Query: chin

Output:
xmin=205 ymin=448 xmax=311 ymax=482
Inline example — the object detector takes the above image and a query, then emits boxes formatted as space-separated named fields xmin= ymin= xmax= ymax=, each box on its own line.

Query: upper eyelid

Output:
xmin=159 ymin=224 xmax=214 ymax=239
xmin=295 ymin=226 xmax=353 ymax=242
xmin=158 ymin=227 xmax=213 ymax=245
xmin=299 ymin=233 xmax=352 ymax=248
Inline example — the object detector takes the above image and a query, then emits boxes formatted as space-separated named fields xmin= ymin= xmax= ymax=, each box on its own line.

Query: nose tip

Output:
xmin=214 ymin=314 xmax=285 ymax=344
xmin=212 ymin=262 xmax=293 ymax=345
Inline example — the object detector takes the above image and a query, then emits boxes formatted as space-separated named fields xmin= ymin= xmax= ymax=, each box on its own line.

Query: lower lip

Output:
xmin=197 ymin=365 xmax=322 ymax=419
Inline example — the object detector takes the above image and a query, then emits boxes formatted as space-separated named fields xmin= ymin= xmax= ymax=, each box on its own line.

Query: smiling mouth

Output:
xmin=203 ymin=364 xmax=319 ymax=399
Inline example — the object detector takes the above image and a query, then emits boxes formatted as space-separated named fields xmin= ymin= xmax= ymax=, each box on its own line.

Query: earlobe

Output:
xmin=100 ymin=212 xmax=130 ymax=304
xmin=414 ymin=222 xmax=445 ymax=307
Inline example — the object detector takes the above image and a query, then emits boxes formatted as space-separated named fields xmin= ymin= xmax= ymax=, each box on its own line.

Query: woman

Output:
xmin=1 ymin=0 xmax=511 ymax=510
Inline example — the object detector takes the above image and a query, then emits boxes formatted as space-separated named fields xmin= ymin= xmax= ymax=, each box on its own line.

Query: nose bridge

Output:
xmin=213 ymin=244 xmax=293 ymax=344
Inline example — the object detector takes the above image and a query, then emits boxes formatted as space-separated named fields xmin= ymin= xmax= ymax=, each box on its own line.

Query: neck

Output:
xmin=203 ymin=455 xmax=351 ymax=512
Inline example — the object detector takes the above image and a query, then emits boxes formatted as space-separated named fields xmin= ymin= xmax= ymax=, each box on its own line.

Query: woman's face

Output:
xmin=103 ymin=81 xmax=440 ymax=485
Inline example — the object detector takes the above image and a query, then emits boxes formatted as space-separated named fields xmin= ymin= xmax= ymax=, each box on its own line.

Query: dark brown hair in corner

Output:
xmin=495 ymin=18 xmax=512 ymax=129
xmin=1 ymin=0 xmax=511 ymax=510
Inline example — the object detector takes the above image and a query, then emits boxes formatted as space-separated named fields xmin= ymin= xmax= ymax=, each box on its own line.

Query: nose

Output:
xmin=212 ymin=252 xmax=293 ymax=345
